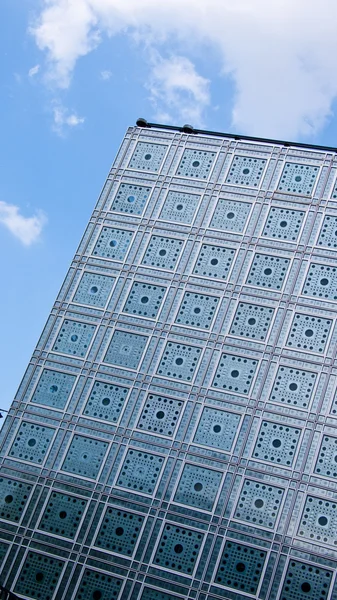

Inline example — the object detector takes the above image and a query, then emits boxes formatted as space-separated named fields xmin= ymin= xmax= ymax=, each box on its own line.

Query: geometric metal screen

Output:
xmin=1 ymin=122 xmax=337 ymax=600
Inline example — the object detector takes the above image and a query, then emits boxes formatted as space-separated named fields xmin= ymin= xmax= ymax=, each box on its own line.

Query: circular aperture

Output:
xmin=156 ymin=411 xmax=165 ymax=420
xmin=102 ymin=397 xmax=111 ymax=406
xmin=115 ymin=527 xmax=124 ymax=536
xmin=236 ymin=562 xmax=246 ymax=572
xmin=295 ymin=175 xmax=302 ymax=182
xmin=90 ymin=286 xmax=98 ymax=294
xmin=159 ymin=249 xmax=166 ymax=256
xmin=50 ymin=385 xmax=58 ymax=393
xmin=254 ymin=498 xmax=264 ymax=509
xmin=28 ymin=438 xmax=36 ymax=447
xmin=304 ymin=329 xmax=314 ymax=337
xmin=320 ymin=278 xmax=329 ymax=286
xmin=93 ymin=592 xmax=102 ymax=600
xmin=192 ymin=160 xmax=200 ymax=168
xmin=71 ymin=334 xmax=78 ymax=342
xmin=227 ymin=212 xmax=235 ymax=220
xmin=242 ymin=168 xmax=250 ymax=175
xmin=35 ymin=573 xmax=44 ymax=583
xmin=127 ymin=195 xmax=135 ymax=203
xmin=4 ymin=495 xmax=13 ymax=504
xmin=210 ymin=258 xmax=218 ymax=266
xmin=289 ymin=383 xmax=298 ymax=391
xmin=264 ymin=268 xmax=272 ymax=276
xmin=175 ymin=357 xmax=184 ymax=366
xmin=109 ymin=240 xmax=117 ymax=247
xmin=248 ymin=318 xmax=256 ymax=326
xmin=318 ymin=516 xmax=328 ymax=526
xmin=301 ymin=582 xmax=311 ymax=593
xmin=272 ymin=439 xmax=281 ymax=448
xmin=176 ymin=204 xmax=183 ymax=211
xmin=140 ymin=296 xmax=149 ymax=304
xmin=194 ymin=482 xmax=203 ymax=492
xmin=280 ymin=221 xmax=288 ymax=228
xmin=59 ymin=511 xmax=67 ymax=519
xmin=213 ymin=424 xmax=221 ymax=433
xmin=174 ymin=544 xmax=183 ymax=554
xmin=144 ymin=154 xmax=152 ymax=160
xmin=231 ymin=370 xmax=239 ymax=378
xmin=193 ymin=307 xmax=201 ymax=314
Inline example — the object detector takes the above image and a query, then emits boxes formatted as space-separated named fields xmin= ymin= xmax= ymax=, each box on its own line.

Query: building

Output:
xmin=1 ymin=119 xmax=337 ymax=600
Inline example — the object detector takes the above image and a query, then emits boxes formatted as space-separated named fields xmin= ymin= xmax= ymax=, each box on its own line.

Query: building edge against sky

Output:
xmin=1 ymin=121 xmax=337 ymax=599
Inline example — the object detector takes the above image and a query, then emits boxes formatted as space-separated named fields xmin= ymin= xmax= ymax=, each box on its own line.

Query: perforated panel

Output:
xmin=213 ymin=353 xmax=258 ymax=394
xmin=280 ymin=560 xmax=333 ymax=600
xmin=31 ymin=369 xmax=76 ymax=409
xmin=75 ymin=569 xmax=123 ymax=600
xmin=93 ymin=227 xmax=133 ymax=260
xmin=160 ymin=190 xmax=200 ymax=223
xmin=9 ymin=422 xmax=54 ymax=464
xmin=193 ymin=244 xmax=235 ymax=279
xmin=174 ymin=463 xmax=222 ymax=510
xmin=62 ymin=435 xmax=108 ymax=479
xmin=123 ymin=281 xmax=166 ymax=318
xmin=141 ymin=235 xmax=184 ymax=270
xmin=230 ymin=302 xmax=274 ymax=341
xmin=246 ymin=254 xmax=290 ymax=290
xmin=95 ymin=507 xmax=143 ymax=557
xmin=176 ymin=149 xmax=216 ymax=179
xmin=317 ymin=215 xmax=337 ymax=248
xmin=263 ymin=207 xmax=305 ymax=241
xmin=153 ymin=524 xmax=204 ymax=574
xmin=226 ymin=155 xmax=267 ymax=187
xmin=53 ymin=320 xmax=96 ymax=357
xmin=234 ymin=479 xmax=284 ymax=528
xmin=129 ymin=142 xmax=168 ymax=172
xmin=111 ymin=183 xmax=151 ymax=215
xmin=141 ymin=589 xmax=179 ymax=600
xmin=14 ymin=551 xmax=64 ymax=600
xmin=137 ymin=393 xmax=183 ymax=436
xmin=157 ymin=341 xmax=202 ymax=382
xmin=302 ymin=263 xmax=337 ymax=300
xmin=298 ymin=496 xmax=337 ymax=545
xmin=215 ymin=541 xmax=266 ymax=594
xmin=0 ymin=477 xmax=32 ymax=522
xmin=286 ymin=314 xmax=332 ymax=353
xmin=315 ymin=435 xmax=337 ymax=478
xmin=175 ymin=292 xmax=219 ymax=329
xmin=73 ymin=272 xmax=115 ymax=307
xmin=278 ymin=163 xmax=319 ymax=195
xmin=270 ymin=366 xmax=317 ymax=408
xmin=194 ymin=407 xmax=241 ymax=451
xmin=210 ymin=198 xmax=251 ymax=232
xmin=253 ymin=421 xmax=300 ymax=466
xmin=104 ymin=330 xmax=148 ymax=369
xmin=117 ymin=449 xmax=164 ymax=494
xmin=84 ymin=381 xmax=128 ymax=423
xmin=39 ymin=491 xmax=87 ymax=538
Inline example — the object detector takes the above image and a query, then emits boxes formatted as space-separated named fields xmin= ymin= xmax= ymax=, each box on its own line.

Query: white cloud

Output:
xmin=100 ymin=69 xmax=112 ymax=80
xmin=147 ymin=53 xmax=210 ymax=126
xmin=52 ymin=102 xmax=85 ymax=135
xmin=0 ymin=201 xmax=47 ymax=246
xmin=30 ymin=0 xmax=337 ymax=139
xmin=28 ymin=64 xmax=40 ymax=77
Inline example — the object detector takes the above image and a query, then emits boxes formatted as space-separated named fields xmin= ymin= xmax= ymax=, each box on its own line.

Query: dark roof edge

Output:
xmin=136 ymin=118 xmax=337 ymax=154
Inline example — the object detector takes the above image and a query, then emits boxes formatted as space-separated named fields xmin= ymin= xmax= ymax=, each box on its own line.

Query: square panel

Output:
xmin=110 ymin=182 xmax=151 ymax=215
xmin=215 ymin=540 xmax=266 ymax=595
xmin=277 ymin=163 xmax=319 ymax=195
xmin=9 ymin=421 xmax=54 ymax=465
xmin=262 ymin=207 xmax=305 ymax=241
xmin=156 ymin=341 xmax=202 ymax=382
xmin=193 ymin=407 xmax=241 ymax=451
xmin=229 ymin=302 xmax=274 ymax=341
xmin=83 ymin=381 xmax=128 ymax=423
xmin=74 ymin=569 xmax=123 ymax=600
xmin=280 ymin=560 xmax=333 ymax=600
xmin=141 ymin=235 xmax=184 ymax=270
xmin=226 ymin=155 xmax=267 ymax=187
xmin=175 ymin=291 xmax=219 ymax=329
xmin=61 ymin=435 xmax=108 ymax=479
xmin=123 ymin=281 xmax=166 ymax=318
xmin=73 ymin=272 xmax=115 ymax=307
xmin=14 ymin=552 xmax=64 ymax=600
xmin=129 ymin=141 xmax=168 ymax=172
xmin=92 ymin=227 xmax=133 ymax=260
xmin=159 ymin=190 xmax=200 ymax=223
xmin=269 ymin=366 xmax=317 ymax=408
xmin=210 ymin=198 xmax=252 ymax=232
xmin=31 ymin=369 xmax=76 ymax=409
xmin=253 ymin=420 xmax=301 ymax=466
xmin=104 ymin=330 xmax=148 ymax=369
xmin=95 ymin=505 xmax=144 ymax=555
xmin=116 ymin=449 xmax=164 ymax=495
xmin=286 ymin=314 xmax=332 ymax=354
xmin=246 ymin=254 xmax=290 ymax=290
xmin=137 ymin=393 xmax=183 ymax=436
xmin=234 ymin=479 xmax=284 ymax=529
xmin=314 ymin=435 xmax=337 ymax=478
xmin=298 ymin=495 xmax=337 ymax=545
xmin=317 ymin=215 xmax=337 ymax=248
xmin=212 ymin=352 xmax=258 ymax=394
xmin=39 ymin=491 xmax=87 ymax=538
xmin=176 ymin=149 xmax=216 ymax=179
xmin=53 ymin=320 xmax=96 ymax=357
xmin=174 ymin=463 xmax=222 ymax=511
xmin=0 ymin=477 xmax=32 ymax=523
xmin=153 ymin=523 xmax=204 ymax=574
xmin=192 ymin=244 xmax=235 ymax=279
xmin=302 ymin=263 xmax=337 ymax=301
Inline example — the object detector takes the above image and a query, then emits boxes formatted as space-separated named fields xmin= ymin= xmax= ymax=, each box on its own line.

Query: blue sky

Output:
xmin=2 ymin=0 xmax=337 ymax=417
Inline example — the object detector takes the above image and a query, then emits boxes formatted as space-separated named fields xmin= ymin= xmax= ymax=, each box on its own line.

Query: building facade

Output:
xmin=1 ymin=121 xmax=337 ymax=600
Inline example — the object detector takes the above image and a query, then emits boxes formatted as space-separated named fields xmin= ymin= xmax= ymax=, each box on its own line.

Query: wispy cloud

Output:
xmin=0 ymin=201 xmax=47 ymax=246
xmin=52 ymin=102 xmax=85 ymax=135
xmin=100 ymin=69 xmax=112 ymax=81
xmin=28 ymin=64 xmax=40 ymax=77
